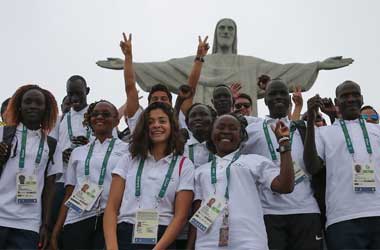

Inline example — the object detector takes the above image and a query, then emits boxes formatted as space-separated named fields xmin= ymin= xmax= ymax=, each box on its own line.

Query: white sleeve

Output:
xmin=177 ymin=157 xmax=195 ymax=192
xmin=179 ymin=111 xmax=188 ymax=129
xmin=112 ymin=154 xmax=130 ymax=179
xmin=47 ymin=149 xmax=63 ymax=177
xmin=127 ymin=108 xmax=143 ymax=133
xmin=65 ymin=148 xmax=79 ymax=186
xmin=254 ymin=156 xmax=280 ymax=190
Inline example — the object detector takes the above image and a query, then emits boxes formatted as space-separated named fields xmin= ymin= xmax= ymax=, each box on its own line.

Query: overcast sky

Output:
xmin=1 ymin=0 xmax=379 ymax=125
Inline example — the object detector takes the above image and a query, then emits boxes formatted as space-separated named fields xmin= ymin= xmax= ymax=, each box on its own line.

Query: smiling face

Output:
xmin=148 ymin=108 xmax=171 ymax=145
xmin=66 ymin=79 xmax=88 ymax=111
xmin=90 ymin=102 xmax=119 ymax=137
xmin=335 ymin=81 xmax=363 ymax=120
xmin=264 ymin=80 xmax=290 ymax=119
xmin=234 ymin=96 xmax=252 ymax=116
xmin=211 ymin=115 xmax=242 ymax=157
xmin=188 ymin=104 xmax=213 ymax=141
xmin=20 ymin=89 xmax=46 ymax=127
xmin=216 ymin=19 xmax=236 ymax=51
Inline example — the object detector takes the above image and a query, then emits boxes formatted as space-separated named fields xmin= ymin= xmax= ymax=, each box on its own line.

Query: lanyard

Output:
xmin=135 ymin=155 xmax=179 ymax=202
xmin=263 ymin=120 xmax=294 ymax=161
xmin=210 ymin=151 xmax=241 ymax=200
xmin=339 ymin=118 xmax=372 ymax=155
xmin=67 ymin=111 xmax=91 ymax=141
xmin=188 ymin=144 xmax=214 ymax=163
xmin=84 ymin=138 xmax=116 ymax=186
xmin=19 ymin=125 xmax=45 ymax=169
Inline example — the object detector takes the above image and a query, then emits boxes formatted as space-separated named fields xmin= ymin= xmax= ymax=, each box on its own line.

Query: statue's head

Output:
xmin=212 ymin=18 xmax=237 ymax=54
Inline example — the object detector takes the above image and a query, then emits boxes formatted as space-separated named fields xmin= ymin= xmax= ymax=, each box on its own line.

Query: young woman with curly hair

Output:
xmin=51 ymin=100 xmax=128 ymax=250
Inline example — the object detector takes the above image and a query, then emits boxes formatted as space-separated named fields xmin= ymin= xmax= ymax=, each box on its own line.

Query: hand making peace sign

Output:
xmin=120 ymin=32 xmax=132 ymax=58
xmin=196 ymin=36 xmax=209 ymax=58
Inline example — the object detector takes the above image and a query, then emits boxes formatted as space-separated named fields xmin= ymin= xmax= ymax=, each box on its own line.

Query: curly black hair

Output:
xmin=83 ymin=100 xmax=118 ymax=132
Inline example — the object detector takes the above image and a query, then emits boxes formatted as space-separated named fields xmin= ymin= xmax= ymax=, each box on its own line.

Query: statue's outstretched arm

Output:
xmin=318 ymin=56 xmax=354 ymax=70
xmin=96 ymin=57 xmax=124 ymax=70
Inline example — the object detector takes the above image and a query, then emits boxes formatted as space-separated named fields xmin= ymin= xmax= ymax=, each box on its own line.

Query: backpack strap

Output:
xmin=178 ymin=156 xmax=186 ymax=176
xmin=46 ymin=135 xmax=57 ymax=165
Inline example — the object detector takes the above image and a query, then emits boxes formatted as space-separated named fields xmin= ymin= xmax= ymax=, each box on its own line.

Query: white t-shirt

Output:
xmin=194 ymin=151 xmax=279 ymax=250
xmin=127 ymin=107 xmax=188 ymax=133
xmin=242 ymin=116 xmax=320 ymax=215
xmin=0 ymin=124 xmax=61 ymax=232
xmin=54 ymin=107 xmax=91 ymax=183
xmin=316 ymin=119 xmax=380 ymax=227
xmin=184 ymin=134 xmax=213 ymax=169
xmin=64 ymin=138 xmax=129 ymax=225
xmin=112 ymin=153 xmax=194 ymax=226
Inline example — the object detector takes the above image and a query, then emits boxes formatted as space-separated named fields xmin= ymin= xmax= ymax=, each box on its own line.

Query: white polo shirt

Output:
xmin=194 ymin=151 xmax=279 ymax=250
xmin=0 ymin=124 xmax=61 ymax=233
xmin=316 ymin=119 xmax=380 ymax=228
xmin=127 ymin=108 xmax=188 ymax=133
xmin=54 ymin=107 xmax=91 ymax=183
xmin=184 ymin=134 xmax=213 ymax=169
xmin=64 ymin=138 xmax=129 ymax=225
xmin=112 ymin=153 xmax=194 ymax=226
xmin=242 ymin=116 xmax=320 ymax=215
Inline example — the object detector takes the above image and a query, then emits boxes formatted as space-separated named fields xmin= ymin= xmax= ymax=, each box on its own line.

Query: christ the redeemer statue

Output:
xmin=97 ymin=18 xmax=353 ymax=115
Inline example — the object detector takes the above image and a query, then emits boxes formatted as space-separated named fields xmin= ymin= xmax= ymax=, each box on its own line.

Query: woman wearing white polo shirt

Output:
xmin=190 ymin=113 xmax=294 ymax=250
xmin=104 ymin=102 xmax=194 ymax=250
xmin=0 ymin=85 xmax=59 ymax=249
xmin=50 ymin=100 xmax=128 ymax=250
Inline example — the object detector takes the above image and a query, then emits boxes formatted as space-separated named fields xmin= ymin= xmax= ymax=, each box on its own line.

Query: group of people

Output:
xmin=0 ymin=32 xmax=379 ymax=250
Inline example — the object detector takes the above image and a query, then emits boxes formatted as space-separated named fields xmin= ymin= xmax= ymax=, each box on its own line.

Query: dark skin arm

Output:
xmin=39 ymin=174 xmax=56 ymax=249
xmin=270 ymin=120 xmax=295 ymax=194
xmin=320 ymin=97 xmax=337 ymax=124
xmin=303 ymin=95 xmax=324 ymax=175
xmin=174 ymin=85 xmax=194 ymax=118
xmin=186 ymin=200 xmax=201 ymax=250
xmin=0 ymin=142 xmax=10 ymax=165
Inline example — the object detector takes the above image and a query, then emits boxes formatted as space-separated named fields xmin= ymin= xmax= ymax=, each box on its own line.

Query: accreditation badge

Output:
xmin=132 ymin=209 xmax=159 ymax=245
xmin=16 ymin=173 xmax=38 ymax=204
xmin=65 ymin=181 xmax=103 ymax=213
xmin=189 ymin=196 xmax=226 ymax=233
xmin=293 ymin=161 xmax=306 ymax=185
xmin=353 ymin=162 xmax=376 ymax=192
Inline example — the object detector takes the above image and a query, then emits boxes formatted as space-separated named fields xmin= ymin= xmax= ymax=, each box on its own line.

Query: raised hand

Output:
xmin=319 ymin=56 xmax=354 ymax=70
xmin=320 ymin=97 xmax=337 ymax=118
xmin=257 ymin=74 xmax=271 ymax=91
xmin=230 ymin=82 xmax=242 ymax=100
xmin=120 ymin=32 xmax=132 ymax=58
xmin=271 ymin=120 xmax=290 ymax=141
xmin=196 ymin=36 xmax=209 ymax=58
xmin=307 ymin=95 xmax=323 ymax=123
xmin=292 ymin=86 xmax=303 ymax=108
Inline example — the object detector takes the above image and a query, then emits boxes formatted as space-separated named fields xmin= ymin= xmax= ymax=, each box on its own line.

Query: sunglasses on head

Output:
xmin=90 ymin=111 xmax=113 ymax=118
xmin=234 ymin=103 xmax=251 ymax=109
xmin=361 ymin=114 xmax=379 ymax=121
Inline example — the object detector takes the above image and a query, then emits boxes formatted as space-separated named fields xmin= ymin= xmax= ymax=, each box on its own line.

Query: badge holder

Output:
xmin=352 ymin=162 xmax=376 ymax=192
xmin=16 ymin=170 xmax=38 ymax=204
xmin=65 ymin=181 xmax=103 ymax=214
xmin=132 ymin=208 xmax=159 ymax=245
xmin=189 ymin=196 xmax=226 ymax=233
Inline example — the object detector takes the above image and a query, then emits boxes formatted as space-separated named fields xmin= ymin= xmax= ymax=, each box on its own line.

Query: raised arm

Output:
xmin=290 ymin=86 xmax=303 ymax=121
xmin=303 ymin=95 xmax=324 ymax=175
xmin=270 ymin=121 xmax=295 ymax=193
xmin=120 ymin=33 xmax=140 ymax=118
xmin=180 ymin=36 xmax=209 ymax=114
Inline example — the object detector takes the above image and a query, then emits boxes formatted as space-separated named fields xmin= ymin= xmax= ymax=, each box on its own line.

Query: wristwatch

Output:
xmin=194 ymin=56 xmax=204 ymax=62
xmin=276 ymin=144 xmax=291 ymax=153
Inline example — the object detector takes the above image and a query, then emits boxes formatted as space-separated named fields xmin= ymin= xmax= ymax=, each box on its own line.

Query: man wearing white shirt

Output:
xmin=243 ymin=79 xmax=322 ymax=250
xmin=304 ymin=80 xmax=380 ymax=249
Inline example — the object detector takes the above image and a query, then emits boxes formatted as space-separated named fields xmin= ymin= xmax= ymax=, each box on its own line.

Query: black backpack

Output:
xmin=291 ymin=120 xmax=326 ymax=228
xmin=0 ymin=126 xmax=57 ymax=177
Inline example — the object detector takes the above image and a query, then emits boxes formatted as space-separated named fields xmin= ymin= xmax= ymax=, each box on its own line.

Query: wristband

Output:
xmin=276 ymin=144 xmax=292 ymax=153
xmin=194 ymin=56 xmax=204 ymax=62
xmin=278 ymin=136 xmax=290 ymax=144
